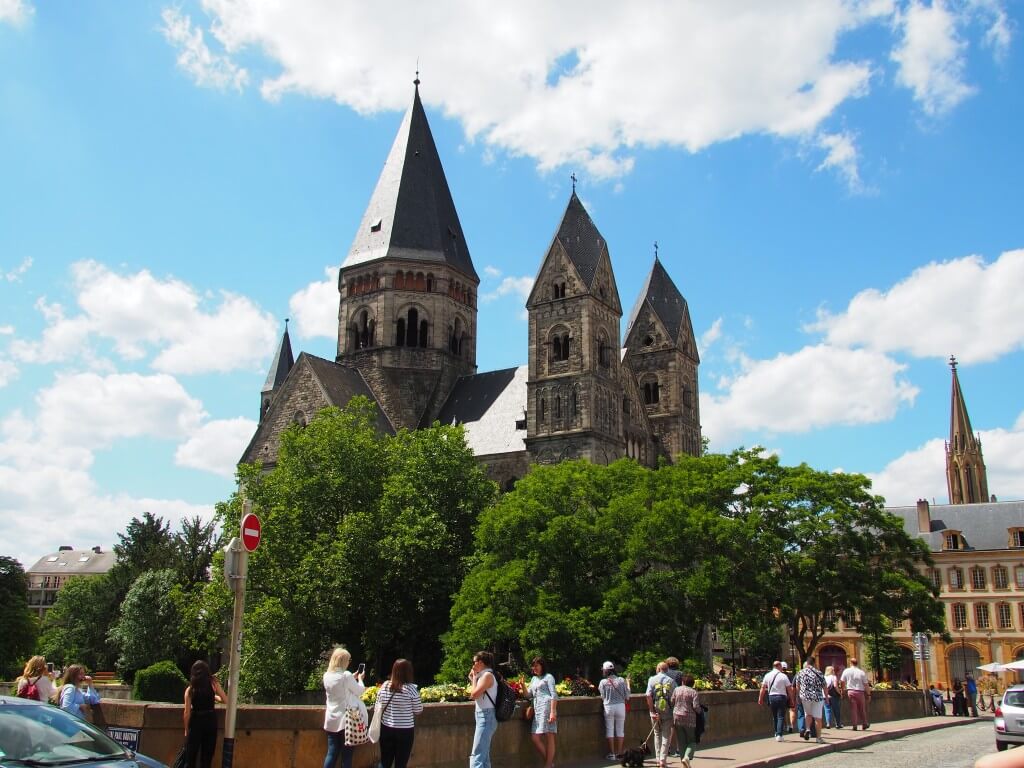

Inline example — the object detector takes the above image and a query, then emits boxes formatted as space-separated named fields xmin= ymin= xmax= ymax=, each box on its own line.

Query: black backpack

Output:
xmin=485 ymin=669 xmax=517 ymax=722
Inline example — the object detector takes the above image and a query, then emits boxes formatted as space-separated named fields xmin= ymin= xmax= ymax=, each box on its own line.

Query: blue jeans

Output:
xmin=769 ymin=695 xmax=788 ymax=737
xmin=324 ymin=730 xmax=354 ymax=768
xmin=829 ymin=692 xmax=842 ymax=726
xmin=796 ymin=701 xmax=817 ymax=736
xmin=470 ymin=708 xmax=497 ymax=768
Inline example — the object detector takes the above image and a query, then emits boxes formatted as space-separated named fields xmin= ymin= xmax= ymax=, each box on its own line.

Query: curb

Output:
xmin=724 ymin=717 xmax=983 ymax=768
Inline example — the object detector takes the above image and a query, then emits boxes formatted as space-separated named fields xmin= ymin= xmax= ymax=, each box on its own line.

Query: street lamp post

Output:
xmin=958 ymin=625 xmax=968 ymax=681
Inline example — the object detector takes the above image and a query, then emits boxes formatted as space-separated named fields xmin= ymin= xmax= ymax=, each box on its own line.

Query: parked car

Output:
xmin=0 ymin=695 xmax=166 ymax=767
xmin=994 ymin=683 xmax=1024 ymax=751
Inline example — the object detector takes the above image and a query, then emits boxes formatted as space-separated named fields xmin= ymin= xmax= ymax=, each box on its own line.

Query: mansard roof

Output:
xmin=343 ymin=84 xmax=477 ymax=281
xmin=626 ymin=257 xmax=693 ymax=347
xmin=262 ymin=322 xmax=294 ymax=394
xmin=436 ymin=366 xmax=527 ymax=456
xmin=888 ymin=500 xmax=1024 ymax=552
xmin=551 ymin=191 xmax=608 ymax=289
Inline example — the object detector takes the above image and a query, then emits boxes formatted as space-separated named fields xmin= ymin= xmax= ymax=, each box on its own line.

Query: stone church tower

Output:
xmin=946 ymin=355 xmax=989 ymax=504
xmin=335 ymin=80 xmax=479 ymax=430
xmin=624 ymin=256 xmax=702 ymax=458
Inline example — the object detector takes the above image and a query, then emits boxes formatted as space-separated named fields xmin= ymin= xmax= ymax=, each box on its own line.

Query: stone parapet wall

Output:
xmin=91 ymin=690 xmax=926 ymax=768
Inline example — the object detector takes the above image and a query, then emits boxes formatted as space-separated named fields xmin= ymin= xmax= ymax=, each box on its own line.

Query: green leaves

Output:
xmin=0 ymin=556 xmax=37 ymax=679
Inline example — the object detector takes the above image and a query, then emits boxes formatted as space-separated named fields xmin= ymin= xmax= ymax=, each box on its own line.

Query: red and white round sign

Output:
xmin=240 ymin=512 xmax=262 ymax=552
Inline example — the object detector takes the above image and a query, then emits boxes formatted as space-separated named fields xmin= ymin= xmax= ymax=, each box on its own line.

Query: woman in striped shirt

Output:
xmin=377 ymin=658 xmax=424 ymax=768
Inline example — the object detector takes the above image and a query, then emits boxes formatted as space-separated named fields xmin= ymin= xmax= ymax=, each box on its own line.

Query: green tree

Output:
xmin=733 ymin=451 xmax=944 ymax=663
xmin=175 ymin=515 xmax=222 ymax=587
xmin=37 ymin=574 xmax=120 ymax=670
xmin=107 ymin=569 xmax=183 ymax=682
xmin=0 ymin=556 xmax=37 ymax=678
xmin=863 ymin=619 xmax=904 ymax=680
xmin=210 ymin=398 xmax=496 ymax=701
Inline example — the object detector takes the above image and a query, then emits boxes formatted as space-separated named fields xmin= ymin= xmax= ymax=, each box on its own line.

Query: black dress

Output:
xmin=186 ymin=683 xmax=218 ymax=768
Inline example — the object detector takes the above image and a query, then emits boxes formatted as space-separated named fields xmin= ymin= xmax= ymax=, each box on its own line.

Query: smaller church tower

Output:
xmin=260 ymin=319 xmax=294 ymax=421
xmin=946 ymin=355 xmax=989 ymax=504
xmin=624 ymin=253 xmax=701 ymax=458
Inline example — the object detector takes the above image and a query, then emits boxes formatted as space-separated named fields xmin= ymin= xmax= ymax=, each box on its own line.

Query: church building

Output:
xmin=241 ymin=81 xmax=702 ymax=487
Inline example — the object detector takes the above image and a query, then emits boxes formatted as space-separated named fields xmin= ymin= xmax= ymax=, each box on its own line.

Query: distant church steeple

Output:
xmin=945 ymin=355 xmax=989 ymax=504
xmin=260 ymin=319 xmax=294 ymax=421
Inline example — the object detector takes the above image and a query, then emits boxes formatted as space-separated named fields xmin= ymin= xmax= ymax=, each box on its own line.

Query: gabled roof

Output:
xmin=262 ymin=323 xmax=294 ymax=394
xmin=949 ymin=360 xmax=978 ymax=450
xmin=27 ymin=548 xmax=116 ymax=576
xmin=626 ymin=257 xmax=693 ymax=348
xmin=888 ymin=500 xmax=1024 ymax=552
xmin=551 ymin=191 xmax=607 ymax=289
xmin=435 ymin=366 xmax=527 ymax=456
xmin=343 ymin=84 xmax=477 ymax=281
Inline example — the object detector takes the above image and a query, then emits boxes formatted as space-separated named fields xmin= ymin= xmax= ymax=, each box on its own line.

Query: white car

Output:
xmin=994 ymin=684 xmax=1024 ymax=751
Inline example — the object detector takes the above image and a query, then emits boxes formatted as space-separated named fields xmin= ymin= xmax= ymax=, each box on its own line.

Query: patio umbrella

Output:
xmin=1000 ymin=660 xmax=1024 ymax=671
xmin=977 ymin=662 xmax=1006 ymax=672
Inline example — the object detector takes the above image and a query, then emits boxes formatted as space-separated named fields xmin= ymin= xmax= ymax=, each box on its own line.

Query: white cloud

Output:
xmin=482 ymin=276 xmax=535 ymax=304
xmin=161 ymin=7 xmax=249 ymax=92
xmin=698 ymin=317 xmax=723 ymax=355
xmin=175 ymin=417 xmax=257 ymax=478
xmin=0 ymin=325 xmax=13 ymax=335
xmin=816 ymin=131 xmax=865 ymax=193
xmin=0 ymin=0 xmax=32 ymax=27
xmin=483 ymin=266 xmax=503 ymax=279
xmin=187 ymin=0 xmax=908 ymax=181
xmin=808 ymin=249 xmax=1024 ymax=364
xmin=869 ymin=414 xmax=1024 ymax=505
xmin=3 ymin=257 xmax=32 ymax=281
xmin=891 ymin=0 xmax=975 ymax=115
xmin=701 ymin=345 xmax=918 ymax=449
xmin=11 ymin=260 xmax=279 ymax=374
xmin=0 ymin=358 xmax=17 ymax=387
xmin=0 ymin=374 xmax=216 ymax=567
xmin=288 ymin=266 xmax=338 ymax=340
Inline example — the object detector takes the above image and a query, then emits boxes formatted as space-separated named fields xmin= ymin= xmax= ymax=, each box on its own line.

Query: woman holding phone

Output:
xmin=323 ymin=647 xmax=366 ymax=768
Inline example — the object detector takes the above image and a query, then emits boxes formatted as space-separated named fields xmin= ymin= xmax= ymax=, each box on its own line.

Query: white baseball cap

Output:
xmin=602 ymin=661 xmax=615 ymax=671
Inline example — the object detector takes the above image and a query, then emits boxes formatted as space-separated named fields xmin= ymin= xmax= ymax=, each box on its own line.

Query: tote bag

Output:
xmin=368 ymin=688 xmax=394 ymax=744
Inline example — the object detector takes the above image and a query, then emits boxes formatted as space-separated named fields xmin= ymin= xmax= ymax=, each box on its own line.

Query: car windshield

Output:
xmin=0 ymin=702 xmax=128 ymax=765
xmin=1004 ymin=690 xmax=1024 ymax=707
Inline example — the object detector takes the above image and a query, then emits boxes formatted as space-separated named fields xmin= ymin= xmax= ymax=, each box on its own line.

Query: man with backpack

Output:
xmin=646 ymin=662 xmax=677 ymax=768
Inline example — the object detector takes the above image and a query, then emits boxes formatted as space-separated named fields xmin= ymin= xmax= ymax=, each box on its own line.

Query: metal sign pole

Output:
xmin=221 ymin=518 xmax=249 ymax=767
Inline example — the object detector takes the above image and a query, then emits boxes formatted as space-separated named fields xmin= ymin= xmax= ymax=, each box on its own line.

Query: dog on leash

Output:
xmin=620 ymin=729 xmax=653 ymax=768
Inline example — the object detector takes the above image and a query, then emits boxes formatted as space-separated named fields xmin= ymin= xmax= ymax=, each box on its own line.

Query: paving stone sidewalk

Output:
xmin=570 ymin=715 xmax=988 ymax=768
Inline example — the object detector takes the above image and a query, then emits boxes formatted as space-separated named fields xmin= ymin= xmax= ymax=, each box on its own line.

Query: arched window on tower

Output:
xmin=552 ymin=336 xmax=562 ymax=362
xmin=426 ymin=273 xmax=434 ymax=292
xmin=419 ymin=319 xmax=428 ymax=347
xmin=406 ymin=308 xmax=419 ymax=347
xmin=539 ymin=396 xmax=547 ymax=425
xmin=643 ymin=380 xmax=660 ymax=405
xmin=395 ymin=317 xmax=406 ymax=346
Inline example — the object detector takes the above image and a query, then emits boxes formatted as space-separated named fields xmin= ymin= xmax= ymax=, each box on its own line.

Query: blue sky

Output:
xmin=1 ymin=0 xmax=1022 ymax=567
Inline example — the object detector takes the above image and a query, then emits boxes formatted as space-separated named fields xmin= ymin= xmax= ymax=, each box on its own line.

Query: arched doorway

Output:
xmin=818 ymin=644 xmax=848 ymax=674
xmin=948 ymin=644 xmax=981 ymax=681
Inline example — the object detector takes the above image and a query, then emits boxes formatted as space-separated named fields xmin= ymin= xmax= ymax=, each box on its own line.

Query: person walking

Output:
xmin=839 ymin=657 xmax=870 ymax=731
xmin=183 ymin=660 xmax=227 ymax=768
xmin=598 ymin=662 xmax=630 ymax=759
xmin=952 ymin=678 xmax=967 ymax=717
xmin=758 ymin=661 xmax=793 ymax=742
xmin=377 ymin=659 xmax=423 ymax=768
xmin=670 ymin=674 xmax=702 ymax=768
xmin=527 ymin=657 xmax=558 ymax=768
xmin=323 ymin=647 xmax=366 ymax=768
xmin=57 ymin=665 xmax=100 ymax=719
xmin=16 ymin=656 xmax=56 ymax=703
xmin=795 ymin=659 xmax=826 ymax=743
xmin=824 ymin=665 xmax=843 ymax=728
xmin=468 ymin=651 xmax=498 ymax=768
xmin=965 ymin=674 xmax=979 ymax=717
xmin=646 ymin=662 xmax=676 ymax=768
xmin=664 ymin=657 xmax=684 ymax=757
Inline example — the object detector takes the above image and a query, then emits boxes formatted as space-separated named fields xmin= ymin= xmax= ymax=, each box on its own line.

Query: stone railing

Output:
xmin=91 ymin=690 xmax=926 ymax=768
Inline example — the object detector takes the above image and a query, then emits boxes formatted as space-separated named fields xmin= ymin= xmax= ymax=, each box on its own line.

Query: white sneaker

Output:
xmin=816 ymin=737 xmax=824 ymax=743
xmin=775 ymin=735 xmax=783 ymax=742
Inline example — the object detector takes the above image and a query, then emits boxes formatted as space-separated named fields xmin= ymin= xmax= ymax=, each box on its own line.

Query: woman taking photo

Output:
xmin=57 ymin=665 xmax=100 ymax=718
xmin=16 ymin=656 xmax=55 ymax=702
xmin=527 ymin=657 xmax=558 ymax=768
xmin=468 ymin=651 xmax=498 ymax=768
xmin=598 ymin=661 xmax=630 ymax=759
xmin=183 ymin=660 xmax=227 ymax=768
xmin=323 ymin=647 xmax=366 ymax=768
xmin=376 ymin=658 xmax=423 ymax=768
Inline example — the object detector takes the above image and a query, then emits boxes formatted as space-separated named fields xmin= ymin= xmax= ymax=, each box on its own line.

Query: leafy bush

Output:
xmin=624 ymin=651 xmax=665 ymax=692
xmin=133 ymin=660 xmax=187 ymax=703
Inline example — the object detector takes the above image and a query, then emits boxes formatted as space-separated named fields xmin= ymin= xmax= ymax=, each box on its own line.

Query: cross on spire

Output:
xmin=414 ymin=58 xmax=420 ymax=88
xmin=654 ymin=241 xmax=659 ymax=261
xmin=571 ymin=172 xmax=577 ymax=193
xmin=949 ymin=354 xmax=958 ymax=370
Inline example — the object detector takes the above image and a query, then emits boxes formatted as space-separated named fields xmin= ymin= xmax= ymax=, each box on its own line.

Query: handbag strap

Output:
xmin=379 ymin=684 xmax=398 ymax=717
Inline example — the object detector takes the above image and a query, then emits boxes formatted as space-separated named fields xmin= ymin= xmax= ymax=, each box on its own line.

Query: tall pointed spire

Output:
xmin=945 ymin=355 xmax=989 ymax=504
xmin=260 ymin=319 xmax=294 ymax=421
xmin=343 ymin=82 xmax=477 ymax=280
xmin=552 ymin=191 xmax=607 ymax=289
xmin=626 ymin=256 xmax=695 ymax=360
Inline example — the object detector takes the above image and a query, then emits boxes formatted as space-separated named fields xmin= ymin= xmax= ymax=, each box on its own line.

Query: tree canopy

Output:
xmin=0 ymin=556 xmax=37 ymax=679
xmin=207 ymin=398 xmax=497 ymax=701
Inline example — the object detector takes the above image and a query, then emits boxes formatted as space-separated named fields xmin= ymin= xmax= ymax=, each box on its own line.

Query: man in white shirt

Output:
xmin=839 ymin=657 xmax=871 ymax=731
xmin=758 ymin=661 xmax=793 ymax=741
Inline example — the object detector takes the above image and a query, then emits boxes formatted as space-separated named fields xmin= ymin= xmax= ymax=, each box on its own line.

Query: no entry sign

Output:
xmin=241 ymin=512 xmax=262 ymax=552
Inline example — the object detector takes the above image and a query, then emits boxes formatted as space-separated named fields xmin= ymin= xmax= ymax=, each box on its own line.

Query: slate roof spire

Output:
xmin=262 ymin=319 xmax=294 ymax=395
xmin=552 ymin=190 xmax=607 ymax=289
xmin=945 ymin=355 xmax=989 ymax=504
xmin=626 ymin=257 xmax=693 ymax=355
xmin=343 ymin=81 xmax=477 ymax=280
